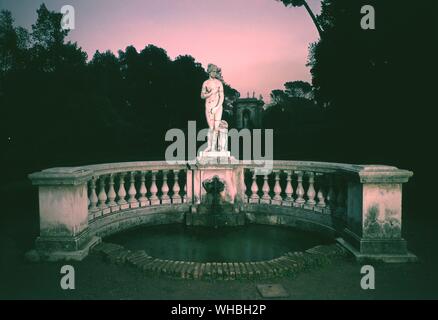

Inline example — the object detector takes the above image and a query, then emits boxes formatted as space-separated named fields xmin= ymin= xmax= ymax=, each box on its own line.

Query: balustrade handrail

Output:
xmin=242 ymin=160 xmax=412 ymax=182
xmin=247 ymin=159 xmax=401 ymax=173
xmin=81 ymin=161 xmax=187 ymax=177
xmin=29 ymin=159 xmax=413 ymax=184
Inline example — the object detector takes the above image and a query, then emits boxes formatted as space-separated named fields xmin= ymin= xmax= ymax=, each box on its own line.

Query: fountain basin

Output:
xmin=106 ymin=224 xmax=333 ymax=263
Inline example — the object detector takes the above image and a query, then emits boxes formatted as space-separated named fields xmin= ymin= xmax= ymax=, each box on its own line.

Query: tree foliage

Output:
xmin=0 ymin=5 xmax=238 ymax=180
xmin=305 ymin=0 xmax=436 ymax=163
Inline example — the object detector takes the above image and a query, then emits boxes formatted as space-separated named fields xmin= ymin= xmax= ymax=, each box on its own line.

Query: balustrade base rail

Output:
xmin=336 ymin=238 xmax=418 ymax=263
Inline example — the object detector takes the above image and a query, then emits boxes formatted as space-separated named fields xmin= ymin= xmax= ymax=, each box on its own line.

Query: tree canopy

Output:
xmin=0 ymin=5 xmax=239 ymax=181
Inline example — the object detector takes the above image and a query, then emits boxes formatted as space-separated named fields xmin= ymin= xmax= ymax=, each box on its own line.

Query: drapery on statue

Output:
xmin=201 ymin=64 xmax=225 ymax=153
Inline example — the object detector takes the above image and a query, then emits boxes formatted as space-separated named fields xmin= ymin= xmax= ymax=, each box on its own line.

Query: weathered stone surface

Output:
xmin=170 ymin=261 xmax=181 ymax=276
xmin=251 ymin=262 xmax=261 ymax=278
xmin=107 ymin=248 xmax=130 ymax=264
xmin=185 ymin=262 xmax=195 ymax=279
xmin=216 ymin=263 xmax=224 ymax=280
xmin=139 ymin=257 xmax=155 ymax=271
xmin=245 ymin=262 xmax=255 ymax=278
xmin=159 ymin=260 xmax=171 ymax=274
xmin=256 ymin=284 xmax=289 ymax=298
xmin=275 ymin=257 xmax=295 ymax=274
xmin=94 ymin=241 xmax=349 ymax=281
xmin=211 ymin=262 xmax=218 ymax=280
xmin=222 ymin=262 xmax=230 ymax=280
xmin=228 ymin=263 xmax=236 ymax=280
xmin=259 ymin=262 xmax=274 ymax=278
xmin=233 ymin=263 xmax=241 ymax=279
xmin=193 ymin=263 xmax=202 ymax=279
xmin=181 ymin=262 xmax=191 ymax=278
xmin=239 ymin=262 xmax=248 ymax=279
xmin=205 ymin=263 xmax=212 ymax=280
xmin=267 ymin=259 xmax=286 ymax=275
xmin=28 ymin=161 xmax=414 ymax=263
xmin=306 ymin=244 xmax=346 ymax=257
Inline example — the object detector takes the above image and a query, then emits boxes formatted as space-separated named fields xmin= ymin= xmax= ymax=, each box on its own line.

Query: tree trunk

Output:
xmin=302 ymin=1 xmax=324 ymax=39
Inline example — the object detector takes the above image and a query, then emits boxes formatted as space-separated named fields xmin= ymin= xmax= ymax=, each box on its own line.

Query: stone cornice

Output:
xmin=28 ymin=167 xmax=93 ymax=186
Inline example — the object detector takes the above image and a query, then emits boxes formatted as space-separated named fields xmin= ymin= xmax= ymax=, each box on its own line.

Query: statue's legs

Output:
xmin=205 ymin=128 xmax=213 ymax=152
xmin=204 ymin=105 xmax=223 ymax=153
xmin=211 ymin=130 xmax=218 ymax=151
xmin=204 ymin=106 xmax=215 ymax=152
xmin=211 ymin=106 xmax=223 ymax=152
xmin=213 ymin=106 xmax=223 ymax=131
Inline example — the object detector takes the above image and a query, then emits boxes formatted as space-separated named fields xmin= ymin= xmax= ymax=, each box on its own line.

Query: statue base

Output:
xmin=198 ymin=150 xmax=230 ymax=158
xmin=186 ymin=157 xmax=245 ymax=209
xmin=197 ymin=151 xmax=236 ymax=165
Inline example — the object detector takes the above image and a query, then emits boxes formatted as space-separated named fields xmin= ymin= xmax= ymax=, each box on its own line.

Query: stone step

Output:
xmin=94 ymin=241 xmax=347 ymax=281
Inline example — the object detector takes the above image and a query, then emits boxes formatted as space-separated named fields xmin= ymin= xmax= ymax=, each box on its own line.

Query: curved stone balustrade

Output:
xmin=82 ymin=162 xmax=189 ymax=221
xmin=28 ymin=160 xmax=415 ymax=263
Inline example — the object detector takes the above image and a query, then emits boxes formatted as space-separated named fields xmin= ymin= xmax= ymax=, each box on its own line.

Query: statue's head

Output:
xmin=207 ymin=63 xmax=222 ymax=80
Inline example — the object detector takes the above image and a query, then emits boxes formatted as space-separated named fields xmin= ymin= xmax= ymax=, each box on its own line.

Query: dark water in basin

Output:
xmin=107 ymin=224 xmax=333 ymax=262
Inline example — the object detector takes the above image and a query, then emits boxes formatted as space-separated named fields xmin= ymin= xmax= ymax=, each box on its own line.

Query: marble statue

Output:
xmin=218 ymin=120 xmax=228 ymax=152
xmin=201 ymin=64 xmax=224 ymax=153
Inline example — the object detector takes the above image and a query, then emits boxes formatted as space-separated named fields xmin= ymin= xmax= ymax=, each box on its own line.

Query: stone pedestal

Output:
xmin=28 ymin=167 xmax=101 ymax=261
xmin=338 ymin=166 xmax=417 ymax=262
xmin=186 ymin=156 xmax=246 ymax=226
xmin=197 ymin=150 xmax=231 ymax=159
xmin=187 ymin=158 xmax=244 ymax=206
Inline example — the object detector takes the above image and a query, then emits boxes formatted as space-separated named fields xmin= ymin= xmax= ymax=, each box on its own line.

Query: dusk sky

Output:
xmin=1 ymin=0 xmax=322 ymax=101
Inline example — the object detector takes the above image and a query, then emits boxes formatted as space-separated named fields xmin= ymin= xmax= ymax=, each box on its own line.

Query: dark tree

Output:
xmin=1 ymin=5 xmax=240 ymax=181
xmin=276 ymin=0 xmax=324 ymax=38
xmin=284 ymin=81 xmax=313 ymax=99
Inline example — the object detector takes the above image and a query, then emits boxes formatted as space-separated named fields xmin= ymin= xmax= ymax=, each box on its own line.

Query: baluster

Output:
xmin=294 ymin=171 xmax=305 ymax=207
xmin=271 ymin=170 xmax=282 ymax=205
xmin=98 ymin=176 xmax=109 ymax=217
xmin=316 ymin=173 xmax=326 ymax=212
xmin=283 ymin=170 xmax=294 ymax=206
xmin=172 ymin=170 xmax=182 ymax=204
xmin=249 ymin=171 xmax=260 ymax=204
xmin=107 ymin=173 xmax=118 ymax=211
xmin=260 ymin=173 xmax=271 ymax=204
xmin=243 ymin=170 xmax=248 ymax=203
xmin=326 ymin=175 xmax=336 ymax=213
xmin=117 ymin=173 xmax=129 ymax=210
xmin=149 ymin=171 xmax=160 ymax=205
xmin=128 ymin=171 xmax=139 ymax=208
xmin=89 ymin=176 xmax=98 ymax=213
xmin=183 ymin=179 xmax=188 ymax=203
xmin=138 ymin=171 xmax=149 ymax=207
xmin=161 ymin=170 xmax=171 ymax=204
xmin=305 ymin=172 xmax=316 ymax=209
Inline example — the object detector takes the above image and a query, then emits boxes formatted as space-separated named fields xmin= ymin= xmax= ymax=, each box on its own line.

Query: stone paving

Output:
xmin=92 ymin=242 xmax=348 ymax=281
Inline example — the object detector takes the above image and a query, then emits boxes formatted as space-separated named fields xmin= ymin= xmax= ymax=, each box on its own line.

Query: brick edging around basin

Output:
xmin=91 ymin=242 xmax=348 ymax=280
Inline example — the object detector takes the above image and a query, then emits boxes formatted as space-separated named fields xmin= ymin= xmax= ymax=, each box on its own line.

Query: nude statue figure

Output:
xmin=200 ymin=64 xmax=224 ymax=152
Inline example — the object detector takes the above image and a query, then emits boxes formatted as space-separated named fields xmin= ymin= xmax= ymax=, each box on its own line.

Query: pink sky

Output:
xmin=2 ymin=0 xmax=322 ymax=101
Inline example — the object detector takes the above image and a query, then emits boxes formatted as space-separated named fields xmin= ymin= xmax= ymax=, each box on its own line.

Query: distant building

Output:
xmin=233 ymin=95 xmax=264 ymax=129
